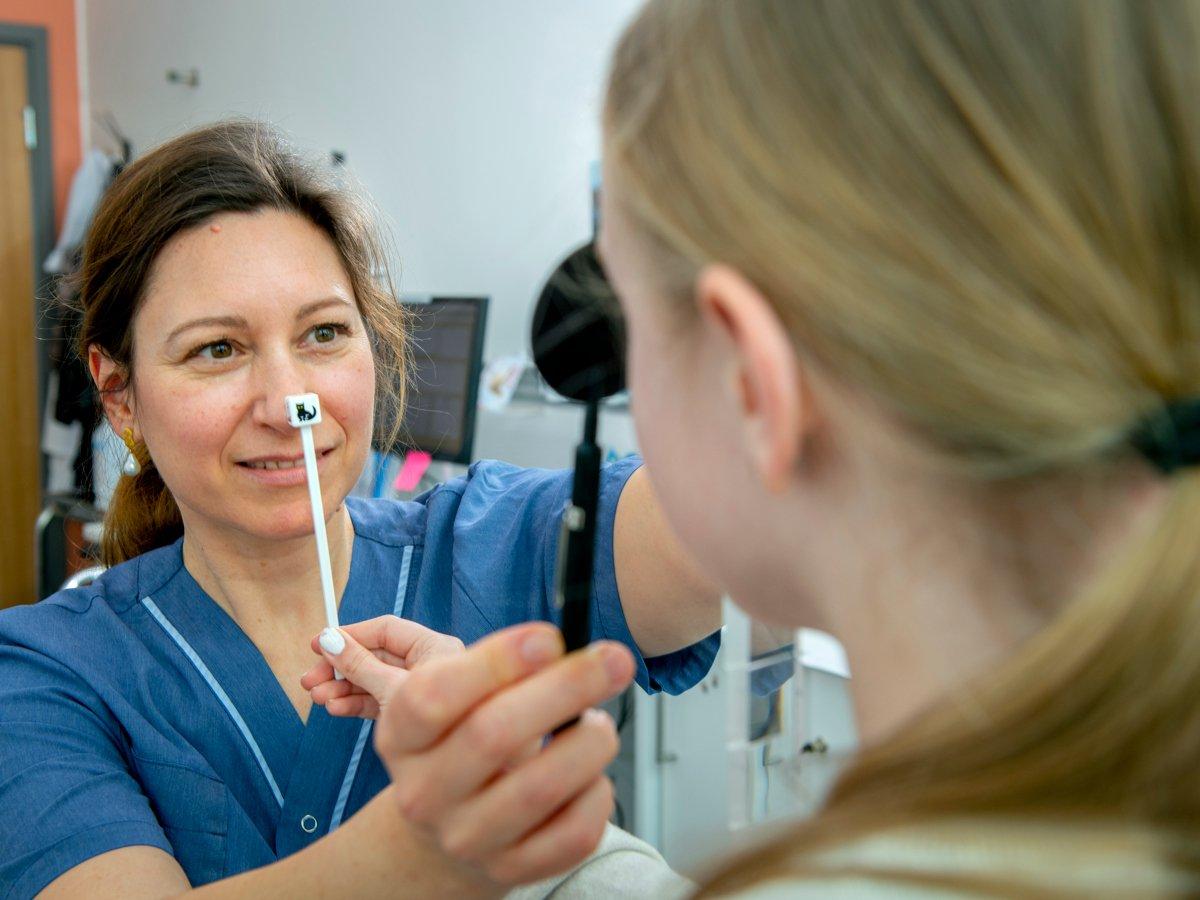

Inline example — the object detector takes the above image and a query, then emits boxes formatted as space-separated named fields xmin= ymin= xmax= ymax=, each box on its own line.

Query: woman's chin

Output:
xmin=241 ymin=507 xmax=340 ymax=544
xmin=179 ymin=494 xmax=350 ymax=547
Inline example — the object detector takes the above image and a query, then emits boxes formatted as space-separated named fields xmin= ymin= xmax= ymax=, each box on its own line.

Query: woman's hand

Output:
xmin=301 ymin=616 xmax=465 ymax=719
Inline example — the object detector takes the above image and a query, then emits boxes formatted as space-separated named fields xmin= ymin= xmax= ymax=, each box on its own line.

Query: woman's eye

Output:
xmin=309 ymin=323 xmax=348 ymax=345
xmin=194 ymin=340 xmax=234 ymax=360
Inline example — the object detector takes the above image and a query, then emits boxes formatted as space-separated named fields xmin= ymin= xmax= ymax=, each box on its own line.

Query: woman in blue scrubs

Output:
xmin=0 ymin=120 xmax=719 ymax=897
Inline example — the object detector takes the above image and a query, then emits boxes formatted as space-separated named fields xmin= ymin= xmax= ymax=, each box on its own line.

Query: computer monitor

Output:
xmin=392 ymin=296 xmax=489 ymax=465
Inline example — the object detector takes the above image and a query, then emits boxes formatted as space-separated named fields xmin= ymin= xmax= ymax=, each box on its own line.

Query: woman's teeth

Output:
xmin=246 ymin=458 xmax=303 ymax=470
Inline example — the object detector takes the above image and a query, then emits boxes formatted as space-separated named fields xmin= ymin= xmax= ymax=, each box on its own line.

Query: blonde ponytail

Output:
xmin=604 ymin=0 xmax=1200 ymax=891
xmin=839 ymin=469 xmax=1200 ymax=819
xmin=704 ymin=470 xmax=1200 ymax=892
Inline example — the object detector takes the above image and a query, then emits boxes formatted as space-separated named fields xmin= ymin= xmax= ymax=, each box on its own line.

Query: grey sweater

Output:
xmin=505 ymin=824 xmax=692 ymax=900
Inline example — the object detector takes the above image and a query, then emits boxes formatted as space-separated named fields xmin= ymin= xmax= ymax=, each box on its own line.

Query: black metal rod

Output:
xmin=561 ymin=398 xmax=601 ymax=655
xmin=553 ymin=398 xmax=604 ymax=735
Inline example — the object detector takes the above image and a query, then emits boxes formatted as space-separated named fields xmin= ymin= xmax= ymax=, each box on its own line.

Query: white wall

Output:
xmin=82 ymin=0 xmax=642 ymax=360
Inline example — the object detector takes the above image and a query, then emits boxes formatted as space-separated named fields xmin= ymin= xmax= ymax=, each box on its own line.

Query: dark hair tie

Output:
xmin=1129 ymin=399 xmax=1200 ymax=475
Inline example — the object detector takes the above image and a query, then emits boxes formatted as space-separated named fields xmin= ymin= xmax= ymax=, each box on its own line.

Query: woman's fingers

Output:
xmin=437 ymin=709 xmax=618 ymax=863
xmin=335 ymin=616 xmax=466 ymax=667
xmin=299 ymin=660 xmax=333 ymax=691
xmin=300 ymin=647 xmax=406 ymax=692
xmin=307 ymin=663 xmax=383 ymax=719
xmin=483 ymin=775 xmax=615 ymax=885
xmin=383 ymin=641 xmax=633 ymax=824
xmin=314 ymin=628 xmax=411 ymax=707
xmin=327 ymin=693 xmax=381 ymax=719
xmin=309 ymin=676 xmax=355 ymax=704
xmin=309 ymin=675 xmax=382 ymax=708
xmin=302 ymin=618 xmax=474 ymax=721
xmin=377 ymin=622 xmax=566 ymax=757
xmin=302 ymin=615 xmax=463 ymax=698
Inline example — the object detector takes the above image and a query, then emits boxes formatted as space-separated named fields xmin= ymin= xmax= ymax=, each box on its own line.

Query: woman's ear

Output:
xmin=87 ymin=345 xmax=136 ymax=436
xmin=695 ymin=265 xmax=809 ymax=493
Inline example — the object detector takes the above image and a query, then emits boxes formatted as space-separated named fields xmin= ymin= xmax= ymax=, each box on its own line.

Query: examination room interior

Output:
xmin=0 ymin=0 xmax=856 ymax=882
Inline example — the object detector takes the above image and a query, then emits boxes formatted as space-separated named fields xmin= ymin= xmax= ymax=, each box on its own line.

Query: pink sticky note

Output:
xmin=393 ymin=450 xmax=433 ymax=492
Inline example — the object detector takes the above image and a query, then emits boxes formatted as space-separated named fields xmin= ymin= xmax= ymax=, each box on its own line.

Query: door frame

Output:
xmin=0 ymin=22 xmax=56 ymax=439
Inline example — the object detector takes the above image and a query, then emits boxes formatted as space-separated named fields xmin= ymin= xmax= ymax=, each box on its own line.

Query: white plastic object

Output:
xmin=286 ymin=393 xmax=322 ymax=427
xmin=284 ymin=393 xmax=342 ymax=680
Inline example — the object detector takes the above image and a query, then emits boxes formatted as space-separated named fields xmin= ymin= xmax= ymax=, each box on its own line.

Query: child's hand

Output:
xmin=372 ymin=622 xmax=635 ymax=884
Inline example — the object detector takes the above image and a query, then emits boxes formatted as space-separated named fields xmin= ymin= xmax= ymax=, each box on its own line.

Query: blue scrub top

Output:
xmin=0 ymin=458 xmax=719 ymax=897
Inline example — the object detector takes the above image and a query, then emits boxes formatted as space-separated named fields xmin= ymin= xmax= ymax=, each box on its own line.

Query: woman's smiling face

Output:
xmin=122 ymin=207 xmax=376 ymax=544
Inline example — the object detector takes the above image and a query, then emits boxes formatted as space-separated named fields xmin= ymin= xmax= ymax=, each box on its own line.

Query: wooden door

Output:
xmin=0 ymin=44 xmax=40 ymax=607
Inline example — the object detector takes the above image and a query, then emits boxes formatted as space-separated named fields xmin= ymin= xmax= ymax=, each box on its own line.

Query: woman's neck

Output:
xmin=180 ymin=504 xmax=355 ymax=635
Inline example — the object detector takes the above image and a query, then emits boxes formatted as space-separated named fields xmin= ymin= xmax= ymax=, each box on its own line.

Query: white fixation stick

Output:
xmin=285 ymin=393 xmax=343 ymax=680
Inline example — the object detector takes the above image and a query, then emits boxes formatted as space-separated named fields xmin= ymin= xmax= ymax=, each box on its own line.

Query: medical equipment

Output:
xmin=721 ymin=601 xmax=855 ymax=837
xmin=285 ymin=393 xmax=343 ymax=675
xmin=389 ymin=296 xmax=489 ymax=465
xmin=530 ymin=242 xmax=626 ymax=657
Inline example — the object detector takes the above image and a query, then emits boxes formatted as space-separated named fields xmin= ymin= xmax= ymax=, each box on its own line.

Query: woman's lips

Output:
xmin=236 ymin=447 xmax=335 ymax=486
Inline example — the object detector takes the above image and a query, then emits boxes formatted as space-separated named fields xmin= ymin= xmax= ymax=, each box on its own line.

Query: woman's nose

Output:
xmin=251 ymin=355 xmax=310 ymax=432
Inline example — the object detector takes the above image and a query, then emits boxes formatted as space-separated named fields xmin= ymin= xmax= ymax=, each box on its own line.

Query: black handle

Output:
xmin=560 ymin=401 xmax=601 ymax=650
xmin=553 ymin=402 xmax=602 ymax=734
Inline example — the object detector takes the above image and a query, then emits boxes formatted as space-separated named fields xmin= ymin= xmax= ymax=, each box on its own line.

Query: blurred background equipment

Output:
xmin=393 ymin=295 xmax=489 ymax=465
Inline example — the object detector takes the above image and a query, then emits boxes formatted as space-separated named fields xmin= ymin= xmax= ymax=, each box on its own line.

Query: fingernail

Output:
xmin=583 ymin=708 xmax=613 ymax=728
xmin=319 ymin=627 xmax=346 ymax=655
xmin=521 ymin=629 xmax=560 ymax=664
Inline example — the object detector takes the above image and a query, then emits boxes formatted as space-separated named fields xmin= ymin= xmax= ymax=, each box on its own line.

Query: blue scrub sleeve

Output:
xmin=0 ymin=638 xmax=173 ymax=898
xmin=449 ymin=456 xmax=719 ymax=695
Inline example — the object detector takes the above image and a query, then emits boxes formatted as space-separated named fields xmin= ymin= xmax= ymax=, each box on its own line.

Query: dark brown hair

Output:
xmin=76 ymin=119 xmax=409 ymax=566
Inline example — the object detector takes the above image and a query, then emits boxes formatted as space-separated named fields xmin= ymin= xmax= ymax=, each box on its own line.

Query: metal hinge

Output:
xmin=23 ymin=106 xmax=36 ymax=150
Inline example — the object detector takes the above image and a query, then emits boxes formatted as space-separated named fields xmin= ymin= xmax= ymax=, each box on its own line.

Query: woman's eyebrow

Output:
xmin=296 ymin=297 xmax=353 ymax=319
xmin=165 ymin=315 xmax=248 ymax=345
xmin=163 ymin=299 xmax=352 ymax=346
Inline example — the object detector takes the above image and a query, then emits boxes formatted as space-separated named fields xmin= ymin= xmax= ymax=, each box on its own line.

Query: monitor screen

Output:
xmin=392 ymin=296 xmax=489 ymax=464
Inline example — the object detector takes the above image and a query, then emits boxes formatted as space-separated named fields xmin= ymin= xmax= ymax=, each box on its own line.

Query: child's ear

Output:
xmin=694 ymin=265 xmax=809 ymax=493
xmin=88 ymin=345 xmax=137 ymax=437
